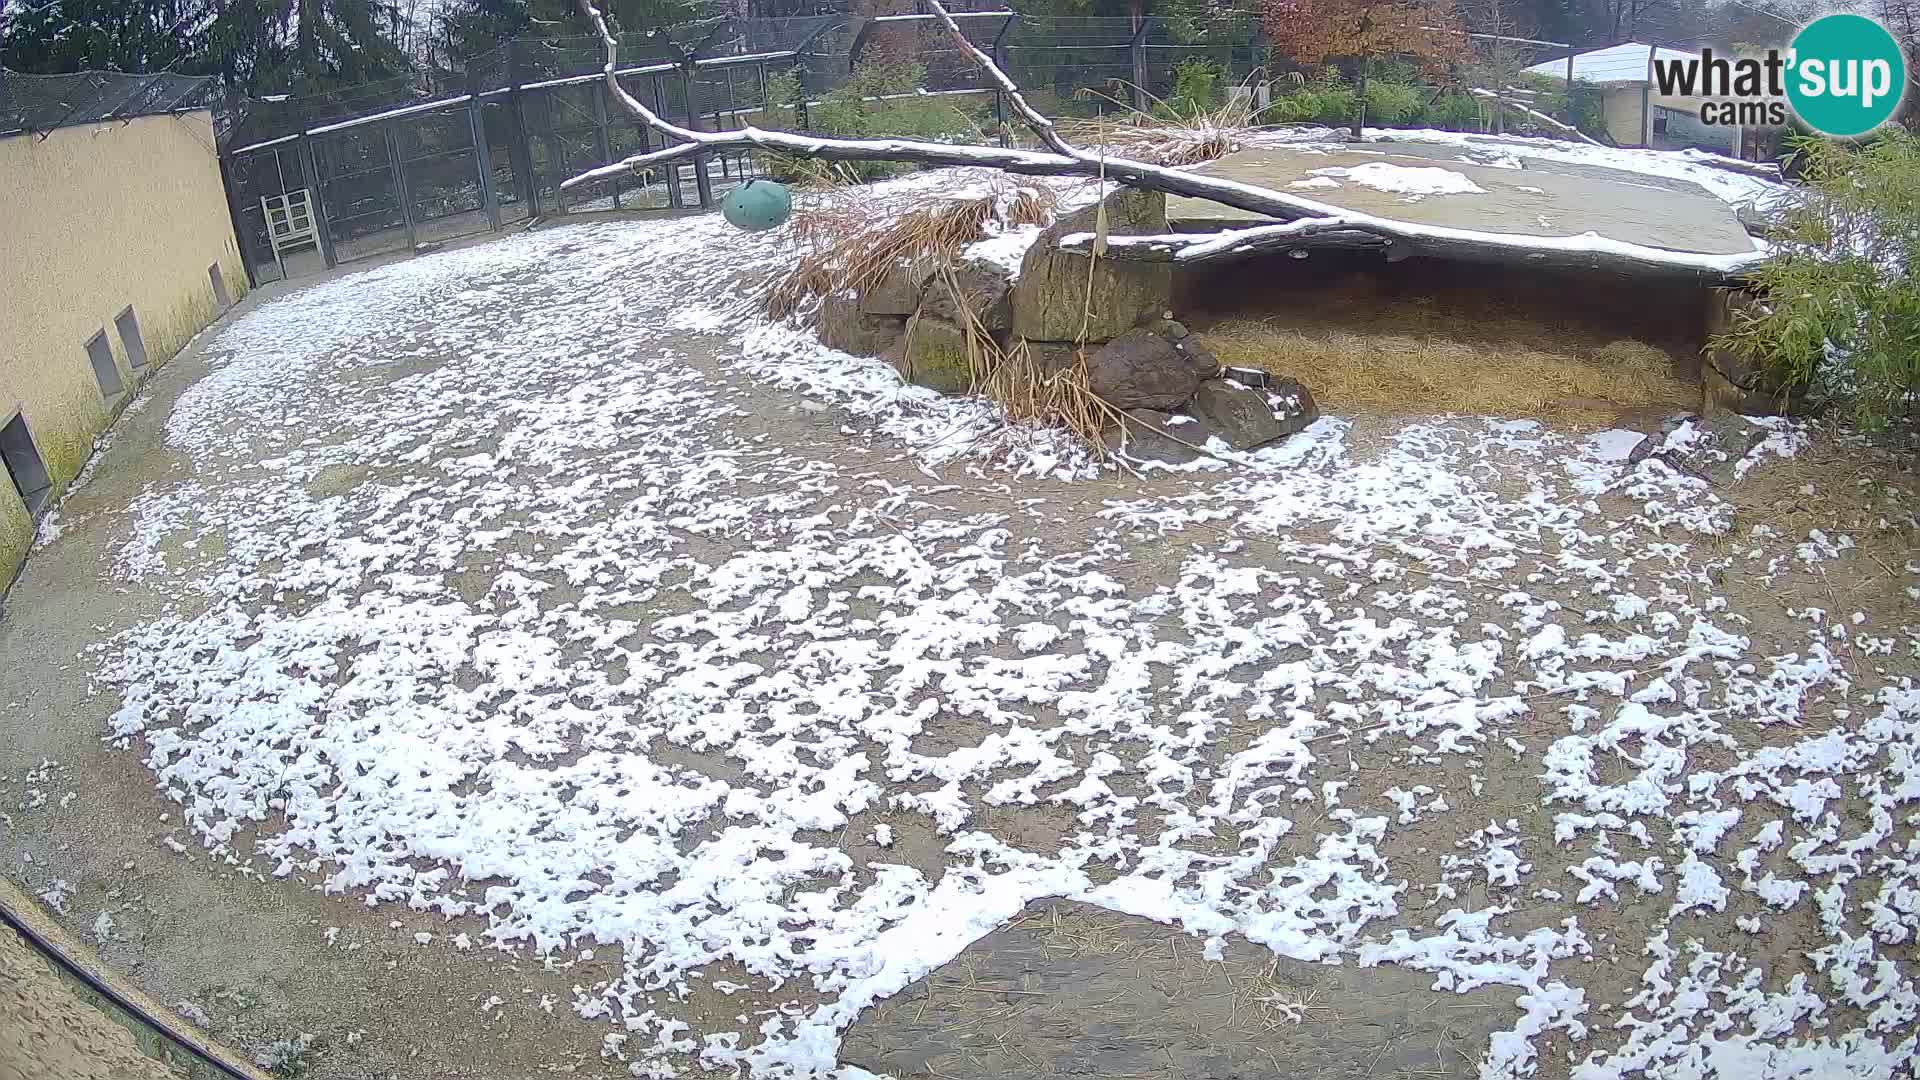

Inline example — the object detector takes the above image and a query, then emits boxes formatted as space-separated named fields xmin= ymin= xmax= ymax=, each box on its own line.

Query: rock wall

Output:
xmin=1702 ymin=287 xmax=1797 ymax=416
xmin=810 ymin=189 xmax=1320 ymax=460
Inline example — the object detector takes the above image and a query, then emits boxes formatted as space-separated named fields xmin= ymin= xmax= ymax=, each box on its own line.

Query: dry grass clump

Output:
xmin=1051 ymin=78 xmax=1265 ymax=166
xmin=936 ymin=266 xmax=1115 ymax=454
xmin=1054 ymin=115 xmax=1239 ymax=166
xmin=765 ymin=181 xmax=1057 ymax=320
xmin=1199 ymin=318 xmax=1694 ymax=426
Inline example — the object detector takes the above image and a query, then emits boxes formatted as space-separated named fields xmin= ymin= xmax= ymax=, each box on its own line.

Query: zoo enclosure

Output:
xmin=0 ymin=68 xmax=225 ymax=139
xmin=218 ymin=8 xmax=1581 ymax=284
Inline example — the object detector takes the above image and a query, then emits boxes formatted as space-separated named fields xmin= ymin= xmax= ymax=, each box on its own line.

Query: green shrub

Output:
xmin=1505 ymin=75 xmax=1608 ymax=141
xmin=1262 ymin=74 xmax=1358 ymax=126
xmin=1162 ymin=58 xmax=1224 ymax=117
xmin=1427 ymin=92 xmax=1481 ymax=131
xmin=1717 ymin=132 xmax=1920 ymax=428
xmin=1363 ymin=80 xmax=1423 ymax=126
xmin=758 ymin=68 xmax=802 ymax=124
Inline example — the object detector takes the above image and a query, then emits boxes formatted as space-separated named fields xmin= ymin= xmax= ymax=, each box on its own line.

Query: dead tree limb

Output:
xmin=568 ymin=0 xmax=1766 ymax=281
xmin=1468 ymin=89 xmax=1603 ymax=147
xmin=1058 ymin=219 xmax=1766 ymax=277
xmin=567 ymin=0 xmax=1405 ymax=224
xmin=921 ymin=0 xmax=1082 ymax=161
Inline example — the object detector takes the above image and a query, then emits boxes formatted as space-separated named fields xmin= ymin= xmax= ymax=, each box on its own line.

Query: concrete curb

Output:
xmin=0 ymin=876 xmax=275 ymax=1080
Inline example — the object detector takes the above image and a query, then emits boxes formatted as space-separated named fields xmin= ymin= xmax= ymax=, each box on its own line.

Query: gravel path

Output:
xmin=2 ymin=189 xmax=1917 ymax=1080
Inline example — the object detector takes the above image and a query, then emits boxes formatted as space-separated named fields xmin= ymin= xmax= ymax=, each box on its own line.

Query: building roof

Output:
xmin=1 ymin=68 xmax=221 ymax=140
xmin=1525 ymin=43 xmax=1698 ymax=86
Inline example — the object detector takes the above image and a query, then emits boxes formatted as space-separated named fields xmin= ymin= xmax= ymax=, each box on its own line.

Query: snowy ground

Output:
xmin=19 ymin=174 xmax=1920 ymax=1079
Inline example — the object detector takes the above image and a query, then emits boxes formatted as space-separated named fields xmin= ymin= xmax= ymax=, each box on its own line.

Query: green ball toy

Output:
xmin=721 ymin=179 xmax=793 ymax=232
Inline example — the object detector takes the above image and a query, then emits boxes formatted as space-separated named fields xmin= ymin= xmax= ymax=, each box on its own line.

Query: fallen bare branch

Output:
xmin=1468 ymin=89 xmax=1603 ymax=147
xmin=567 ymin=0 xmax=1766 ymax=282
xmin=921 ymin=1 xmax=1083 ymax=161
xmin=1059 ymin=218 xmax=1766 ymax=278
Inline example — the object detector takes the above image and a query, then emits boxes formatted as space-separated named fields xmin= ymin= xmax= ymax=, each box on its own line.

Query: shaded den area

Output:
xmin=1174 ymin=249 xmax=1715 ymax=426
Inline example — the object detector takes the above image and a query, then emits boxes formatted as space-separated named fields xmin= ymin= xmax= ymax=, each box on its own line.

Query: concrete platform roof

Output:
xmin=1166 ymin=142 xmax=1761 ymax=258
xmin=1525 ymin=42 xmax=1698 ymax=85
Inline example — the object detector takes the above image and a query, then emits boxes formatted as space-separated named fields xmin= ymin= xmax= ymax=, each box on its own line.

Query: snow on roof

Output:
xmin=1526 ymin=43 xmax=1699 ymax=86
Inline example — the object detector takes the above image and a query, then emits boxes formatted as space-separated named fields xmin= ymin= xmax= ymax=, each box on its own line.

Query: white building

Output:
xmin=1526 ymin=43 xmax=1737 ymax=153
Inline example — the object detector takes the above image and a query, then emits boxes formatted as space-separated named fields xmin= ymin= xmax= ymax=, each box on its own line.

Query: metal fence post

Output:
xmin=383 ymin=121 xmax=418 ymax=249
xmin=655 ymin=72 xmax=682 ymax=210
xmin=992 ymin=14 xmax=1015 ymax=148
xmin=683 ymin=66 xmax=714 ymax=210
xmin=591 ymin=84 xmax=618 ymax=209
xmin=295 ymin=133 xmax=337 ymax=269
xmin=468 ymin=97 xmax=501 ymax=230
xmin=507 ymin=83 xmax=539 ymax=217
xmin=1565 ymin=52 xmax=1576 ymax=126
xmin=1130 ymin=17 xmax=1151 ymax=112
xmin=508 ymin=38 xmax=540 ymax=216
xmin=721 ymin=66 xmax=738 ymax=178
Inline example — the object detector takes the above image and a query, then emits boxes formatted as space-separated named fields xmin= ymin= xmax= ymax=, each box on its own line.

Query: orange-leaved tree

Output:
xmin=1263 ymin=0 xmax=1469 ymax=135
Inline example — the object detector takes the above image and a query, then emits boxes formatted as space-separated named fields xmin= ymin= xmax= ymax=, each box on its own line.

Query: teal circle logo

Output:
xmin=1786 ymin=14 xmax=1907 ymax=137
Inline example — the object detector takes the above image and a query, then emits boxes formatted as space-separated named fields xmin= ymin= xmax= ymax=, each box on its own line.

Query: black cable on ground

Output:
xmin=0 ymin=885 xmax=269 ymax=1080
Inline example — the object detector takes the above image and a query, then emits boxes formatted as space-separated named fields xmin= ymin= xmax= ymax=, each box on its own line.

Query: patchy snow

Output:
xmin=1245 ymin=127 xmax=1790 ymax=210
xmin=81 ymin=178 xmax=1918 ymax=1080
xmin=961 ymin=223 xmax=1042 ymax=279
xmin=1585 ymin=428 xmax=1647 ymax=463
xmin=1307 ymin=162 xmax=1489 ymax=199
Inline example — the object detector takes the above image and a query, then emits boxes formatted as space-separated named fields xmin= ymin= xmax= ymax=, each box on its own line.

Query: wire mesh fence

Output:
xmin=0 ymin=68 xmax=223 ymax=139
xmin=215 ymin=9 xmax=1590 ymax=285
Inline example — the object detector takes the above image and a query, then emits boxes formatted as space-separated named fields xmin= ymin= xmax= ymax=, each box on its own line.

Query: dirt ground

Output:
xmin=1 ymin=921 xmax=180 ymax=1080
xmin=1 ymin=216 xmax=1916 ymax=1080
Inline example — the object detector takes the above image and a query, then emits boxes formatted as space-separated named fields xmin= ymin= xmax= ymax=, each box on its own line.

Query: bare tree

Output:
xmin=564 ymin=0 xmax=1763 ymax=277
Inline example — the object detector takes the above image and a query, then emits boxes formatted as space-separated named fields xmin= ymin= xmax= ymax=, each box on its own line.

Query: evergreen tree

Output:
xmin=1 ymin=0 xmax=208 ymax=73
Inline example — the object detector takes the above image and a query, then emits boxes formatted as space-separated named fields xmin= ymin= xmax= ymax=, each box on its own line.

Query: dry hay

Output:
xmin=1050 ymin=74 xmax=1270 ymax=167
xmin=765 ymin=181 xmax=1058 ymax=320
xmin=934 ymin=265 xmax=1122 ymax=461
xmin=1053 ymin=116 xmax=1240 ymax=167
xmin=1198 ymin=318 xmax=1695 ymax=428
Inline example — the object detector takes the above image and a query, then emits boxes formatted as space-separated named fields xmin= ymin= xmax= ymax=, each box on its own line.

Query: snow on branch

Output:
xmin=566 ymin=0 xmax=1764 ymax=281
xmin=1061 ymin=217 xmax=1768 ymax=277
xmin=1468 ymin=89 xmax=1603 ymax=147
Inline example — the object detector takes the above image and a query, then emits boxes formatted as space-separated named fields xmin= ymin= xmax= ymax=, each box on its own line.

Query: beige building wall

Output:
xmin=1602 ymin=86 xmax=1648 ymax=146
xmin=1600 ymin=85 xmax=1719 ymax=148
xmin=0 ymin=109 xmax=247 ymax=585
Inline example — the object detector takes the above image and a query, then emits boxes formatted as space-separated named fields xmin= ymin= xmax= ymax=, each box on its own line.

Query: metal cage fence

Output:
xmin=213 ymin=9 xmax=1587 ymax=285
xmin=1 ymin=68 xmax=223 ymax=139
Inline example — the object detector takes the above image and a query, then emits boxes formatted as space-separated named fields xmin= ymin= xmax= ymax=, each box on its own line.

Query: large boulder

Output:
xmin=919 ymin=259 xmax=1014 ymax=334
xmin=1266 ymin=376 xmax=1320 ymax=438
xmin=1189 ymin=377 xmax=1317 ymax=450
xmin=898 ymin=313 xmax=975 ymax=394
xmin=862 ymin=258 xmax=937 ymax=316
xmin=1102 ymin=408 xmax=1219 ymax=465
xmin=1701 ymin=287 xmax=1794 ymax=416
xmin=818 ymin=293 xmax=907 ymax=356
xmin=1016 ymin=339 xmax=1084 ymax=380
xmin=1012 ymin=190 xmax=1172 ymax=341
xmin=1083 ymin=328 xmax=1218 ymax=411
